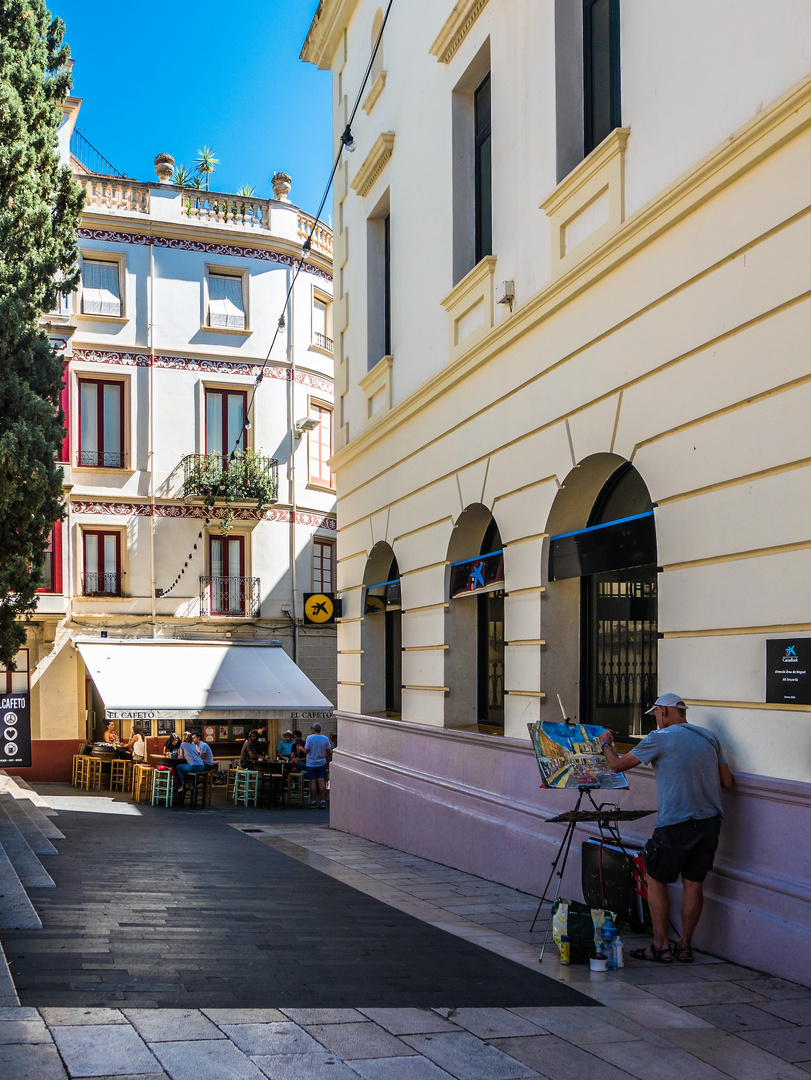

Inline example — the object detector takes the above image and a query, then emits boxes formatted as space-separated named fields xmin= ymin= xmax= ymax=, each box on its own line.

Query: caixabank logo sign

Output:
xmin=766 ymin=639 xmax=811 ymax=706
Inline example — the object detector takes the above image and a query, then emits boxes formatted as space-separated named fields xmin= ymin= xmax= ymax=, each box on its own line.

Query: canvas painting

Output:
xmin=529 ymin=721 xmax=629 ymax=789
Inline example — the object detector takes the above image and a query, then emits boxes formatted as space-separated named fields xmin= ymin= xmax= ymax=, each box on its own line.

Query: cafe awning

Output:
xmin=76 ymin=638 xmax=333 ymax=723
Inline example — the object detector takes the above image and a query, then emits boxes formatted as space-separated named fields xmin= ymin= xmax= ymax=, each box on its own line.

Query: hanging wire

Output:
xmin=160 ymin=0 xmax=395 ymax=596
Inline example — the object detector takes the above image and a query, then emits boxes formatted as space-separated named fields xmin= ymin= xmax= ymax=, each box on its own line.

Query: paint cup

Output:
xmin=590 ymin=956 xmax=608 ymax=972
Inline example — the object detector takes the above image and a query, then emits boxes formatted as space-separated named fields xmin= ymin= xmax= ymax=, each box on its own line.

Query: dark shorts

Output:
xmin=643 ymin=816 xmax=722 ymax=884
xmin=307 ymin=765 xmax=327 ymax=780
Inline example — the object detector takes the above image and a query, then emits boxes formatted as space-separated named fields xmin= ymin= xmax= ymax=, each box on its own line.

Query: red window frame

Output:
xmin=312 ymin=540 xmax=334 ymax=594
xmin=205 ymin=388 xmax=247 ymax=458
xmin=78 ymin=378 xmax=125 ymax=468
xmin=82 ymin=530 xmax=122 ymax=596
xmin=209 ymin=534 xmax=246 ymax=615
xmin=37 ymin=521 xmax=63 ymax=594
xmin=308 ymin=403 xmax=333 ymax=488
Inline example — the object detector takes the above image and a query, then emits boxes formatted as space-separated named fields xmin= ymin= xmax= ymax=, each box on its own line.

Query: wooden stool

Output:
xmin=151 ymin=768 xmax=173 ymax=807
xmin=71 ymin=754 xmax=82 ymax=787
xmin=81 ymin=757 xmax=103 ymax=791
xmin=110 ymin=759 xmax=132 ymax=792
xmin=233 ymin=768 xmax=259 ymax=806
xmin=133 ymin=764 xmax=154 ymax=804
xmin=178 ymin=769 xmax=207 ymax=809
xmin=287 ymin=770 xmax=309 ymax=808
xmin=226 ymin=767 xmax=239 ymax=801
xmin=259 ymin=767 xmax=286 ymax=809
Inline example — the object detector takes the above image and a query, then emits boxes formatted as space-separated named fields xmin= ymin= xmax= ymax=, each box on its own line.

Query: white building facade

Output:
xmin=9 ymin=91 xmax=337 ymax=779
xmin=303 ymin=0 xmax=811 ymax=983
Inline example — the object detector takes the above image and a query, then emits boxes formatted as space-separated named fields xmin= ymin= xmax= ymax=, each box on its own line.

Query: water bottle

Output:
xmin=613 ymin=933 xmax=624 ymax=969
xmin=601 ymin=914 xmax=618 ymax=970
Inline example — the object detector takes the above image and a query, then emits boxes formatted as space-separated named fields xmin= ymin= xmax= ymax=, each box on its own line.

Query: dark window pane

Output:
xmin=584 ymin=0 xmax=620 ymax=154
xmin=475 ymin=73 xmax=493 ymax=263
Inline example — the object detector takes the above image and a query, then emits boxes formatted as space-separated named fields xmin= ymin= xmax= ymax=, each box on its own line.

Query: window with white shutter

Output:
xmin=81 ymin=260 xmax=122 ymax=316
xmin=208 ymin=273 xmax=246 ymax=330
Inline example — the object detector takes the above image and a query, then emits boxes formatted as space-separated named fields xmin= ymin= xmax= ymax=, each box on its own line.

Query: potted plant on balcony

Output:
xmin=184 ymin=450 xmax=276 ymax=533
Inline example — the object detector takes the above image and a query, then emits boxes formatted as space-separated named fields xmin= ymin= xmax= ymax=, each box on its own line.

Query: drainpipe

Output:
xmin=287 ymin=267 xmax=298 ymax=663
xmin=149 ymin=236 xmax=157 ymax=639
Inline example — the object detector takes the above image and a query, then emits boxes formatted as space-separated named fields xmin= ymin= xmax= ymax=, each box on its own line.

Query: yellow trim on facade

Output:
xmin=402 ymin=644 xmax=450 ymax=651
xmin=506 ymin=640 xmax=546 ymax=647
xmin=330 ymin=70 xmax=811 ymax=473
xmin=362 ymin=71 xmax=387 ymax=115
xmin=429 ymin=0 xmax=490 ymax=64
xmin=504 ymin=533 xmax=549 ymax=547
xmin=657 ymin=454 xmax=811 ymax=505
xmin=440 ymin=255 xmax=497 ymax=363
xmin=663 ymin=624 xmax=811 ymax=638
xmin=400 ymin=561 xmax=449 ymax=576
xmin=350 ymin=132 xmax=395 ymax=199
xmin=662 ymin=540 xmax=811 ymax=573
xmin=403 ymin=685 xmax=450 ymax=692
xmin=688 ymin=699 xmax=811 ymax=712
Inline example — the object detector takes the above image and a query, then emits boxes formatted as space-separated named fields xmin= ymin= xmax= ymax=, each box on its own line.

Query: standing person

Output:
xmin=599 ymin=693 xmax=734 ymax=963
xmin=304 ymin=722 xmax=332 ymax=808
xmin=256 ymin=724 xmax=269 ymax=757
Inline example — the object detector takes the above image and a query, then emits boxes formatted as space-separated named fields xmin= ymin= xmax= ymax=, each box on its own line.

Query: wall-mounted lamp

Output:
xmin=496 ymin=280 xmax=515 ymax=313
xmin=294 ymin=416 xmax=321 ymax=439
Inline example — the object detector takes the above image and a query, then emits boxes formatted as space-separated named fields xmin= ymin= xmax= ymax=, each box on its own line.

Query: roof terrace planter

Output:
xmin=181 ymin=451 xmax=278 ymax=531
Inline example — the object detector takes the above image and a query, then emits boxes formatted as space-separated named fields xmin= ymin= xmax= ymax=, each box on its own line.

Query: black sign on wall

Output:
xmin=766 ymin=639 xmax=811 ymax=706
xmin=0 ymin=692 xmax=32 ymax=768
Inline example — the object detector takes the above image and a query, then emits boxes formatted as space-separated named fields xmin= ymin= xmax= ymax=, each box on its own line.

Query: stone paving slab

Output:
xmin=51 ymin=1024 xmax=162 ymax=1076
xmin=664 ymin=1026 xmax=811 ymax=1079
xmin=401 ymin=1031 xmax=540 ymax=1079
xmin=489 ymin=1033 xmax=633 ymax=1080
xmin=347 ymin=1057 xmax=459 ymax=1080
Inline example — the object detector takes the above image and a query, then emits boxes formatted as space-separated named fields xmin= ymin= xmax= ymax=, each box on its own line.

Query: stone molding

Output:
xmin=440 ymin=255 xmax=497 ymax=363
xmin=69 ymin=500 xmax=337 ymax=530
xmin=429 ymin=0 xmax=490 ymax=64
xmin=362 ymin=70 xmax=387 ymax=115
xmin=359 ymin=353 xmax=394 ymax=423
xmin=350 ymin=133 xmax=395 ymax=199
xmin=331 ymin=69 xmax=811 ymax=472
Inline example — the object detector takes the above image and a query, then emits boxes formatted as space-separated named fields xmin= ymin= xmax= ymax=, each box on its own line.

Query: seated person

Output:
xmin=122 ymin=724 xmax=147 ymax=762
xmin=192 ymin=732 xmax=215 ymax=769
xmin=276 ymin=729 xmax=296 ymax=762
xmin=164 ymin=732 xmax=182 ymax=757
xmin=176 ymin=732 xmax=206 ymax=790
xmin=291 ymin=730 xmax=307 ymax=768
xmin=239 ymin=730 xmax=262 ymax=768
xmin=102 ymin=721 xmax=118 ymax=744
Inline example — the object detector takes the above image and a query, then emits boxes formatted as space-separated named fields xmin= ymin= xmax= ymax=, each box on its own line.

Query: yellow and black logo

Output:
xmin=303 ymin=593 xmax=341 ymax=625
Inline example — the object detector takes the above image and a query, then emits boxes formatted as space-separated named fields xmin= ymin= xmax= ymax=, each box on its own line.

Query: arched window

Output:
xmin=446 ymin=505 xmax=505 ymax=734
xmin=548 ymin=460 xmax=657 ymax=740
xmin=362 ymin=544 xmax=402 ymax=716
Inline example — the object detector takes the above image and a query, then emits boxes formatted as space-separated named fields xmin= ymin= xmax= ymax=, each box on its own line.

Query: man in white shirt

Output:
xmin=304 ymin=722 xmax=332 ymax=808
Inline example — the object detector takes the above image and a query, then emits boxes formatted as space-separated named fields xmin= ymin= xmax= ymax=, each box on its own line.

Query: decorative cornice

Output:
xmin=70 ymin=500 xmax=337 ymax=530
xmin=350 ymin=133 xmax=395 ymax=199
xmin=429 ymin=0 xmax=489 ymax=64
xmin=300 ymin=0 xmax=360 ymax=69
xmin=76 ymin=228 xmax=333 ymax=282
xmin=70 ymin=348 xmax=334 ymax=395
xmin=331 ymin=69 xmax=811 ymax=472
xmin=362 ymin=70 xmax=387 ymax=115
xmin=540 ymin=128 xmax=630 ymax=217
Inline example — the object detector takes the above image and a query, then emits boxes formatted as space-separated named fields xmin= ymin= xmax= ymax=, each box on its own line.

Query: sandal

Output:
xmin=672 ymin=942 xmax=694 ymax=963
xmin=630 ymin=944 xmax=673 ymax=963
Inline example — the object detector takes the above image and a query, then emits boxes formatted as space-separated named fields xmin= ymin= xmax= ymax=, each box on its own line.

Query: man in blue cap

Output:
xmin=599 ymin=693 xmax=734 ymax=963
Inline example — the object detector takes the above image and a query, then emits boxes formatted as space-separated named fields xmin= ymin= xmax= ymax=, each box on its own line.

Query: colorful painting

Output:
xmin=218 ymin=726 xmax=229 ymax=740
xmin=529 ymin=721 xmax=629 ymax=790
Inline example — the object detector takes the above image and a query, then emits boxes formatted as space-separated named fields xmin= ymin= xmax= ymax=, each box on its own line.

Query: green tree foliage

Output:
xmin=0 ymin=1 xmax=84 ymax=667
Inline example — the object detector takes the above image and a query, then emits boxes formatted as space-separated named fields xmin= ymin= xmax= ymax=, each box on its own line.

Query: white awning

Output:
xmin=76 ymin=639 xmax=333 ymax=722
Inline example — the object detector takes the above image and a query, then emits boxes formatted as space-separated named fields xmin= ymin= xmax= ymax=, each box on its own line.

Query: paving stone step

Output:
xmin=0 ymin=773 xmax=58 ymax=813
xmin=0 ymin=803 xmax=54 ymax=888
xmin=0 ymin=794 xmax=58 ymax=856
xmin=16 ymin=796 xmax=65 ymax=840
xmin=0 ymin=840 xmax=42 ymax=930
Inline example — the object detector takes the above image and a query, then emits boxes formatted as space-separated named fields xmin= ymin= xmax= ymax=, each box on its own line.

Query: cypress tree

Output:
xmin=0 ymin=1 xmax=84 ymax=668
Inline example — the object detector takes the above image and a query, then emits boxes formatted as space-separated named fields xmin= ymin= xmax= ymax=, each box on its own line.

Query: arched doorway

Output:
xmin=546 ymin=457 xmax=658 ymax=741
xmin=446 ymin=505 xmax=505 ymax=734
xmin=362 ymin=543 xmax=402 ymax=716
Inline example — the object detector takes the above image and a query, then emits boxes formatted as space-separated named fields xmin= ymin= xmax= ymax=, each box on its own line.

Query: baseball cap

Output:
xmin=645 ymin=693 xmax=687 ymax=715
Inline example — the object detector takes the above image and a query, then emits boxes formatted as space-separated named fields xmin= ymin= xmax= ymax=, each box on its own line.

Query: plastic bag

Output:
xmin=551 ymin=899 xmax=621 ymax=964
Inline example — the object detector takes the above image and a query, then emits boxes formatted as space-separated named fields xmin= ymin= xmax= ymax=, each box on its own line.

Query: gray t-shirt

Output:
xmin=304 ymin=733 xmax=331 ymax=768
xmin=632 ymin=723 xmax=726 ymax=828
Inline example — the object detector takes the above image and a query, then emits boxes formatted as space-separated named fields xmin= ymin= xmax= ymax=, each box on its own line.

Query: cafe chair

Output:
xmin=110 ymin=759 xmax=132 ymax=792
xmin=259 ymin=764 xmax=286 ymax=809
xmin=151 ymin=768 xmax=173 ymax=807
xmin=287 ymin=770 xmax=309 ymax=808
xmin=133 ymin=764 xmax=154 ymax=804
xmin=71 ymin=754 xmax=82 ymax=787
xmin=178 ymin=770 xmax=207 ymax=810
xmin=226 ymin=765 xmax=239 ymax=801
xmin=233 ymin=768 xmax=259 ymax=807
xmin=81 ymin=757 xmax=103 ymax=791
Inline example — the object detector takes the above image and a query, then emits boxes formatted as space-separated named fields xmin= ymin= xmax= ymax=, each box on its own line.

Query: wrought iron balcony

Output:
xmin=78 ymin=450 xmax=126 ymax=469
xmin=313 ymin=332 xmax=334 ymax=352
xmin=82 ymin=572 xmax=123 ymax=597
xmin=180 ymin=452 xmax=278 ymax=505
xmin=200 ymin=576 xmax=260 ymax=617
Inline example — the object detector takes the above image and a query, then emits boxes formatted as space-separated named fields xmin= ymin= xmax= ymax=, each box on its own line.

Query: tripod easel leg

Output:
xmin=531 ymin=817 xmax=581 ymax=962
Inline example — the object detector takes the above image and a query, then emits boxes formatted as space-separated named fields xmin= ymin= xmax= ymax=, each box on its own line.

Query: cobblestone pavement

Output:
xmin=0 ymin=795 xmax=809 ymax=1078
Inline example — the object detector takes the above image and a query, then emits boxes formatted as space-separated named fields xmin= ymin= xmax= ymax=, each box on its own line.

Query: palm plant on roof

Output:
xmin=172 ymin=163 xmax=195 ymax=188
xmin=195 ymin=146 xmax=218 ymax=191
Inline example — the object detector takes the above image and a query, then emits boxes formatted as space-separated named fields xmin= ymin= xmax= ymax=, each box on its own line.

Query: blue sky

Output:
xmin=52 ymin=0 xmax=333 ymax=219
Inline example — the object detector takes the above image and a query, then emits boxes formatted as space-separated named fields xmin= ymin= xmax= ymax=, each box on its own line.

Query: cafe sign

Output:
xmin=0 ymin=692 xmax=32 ymax=768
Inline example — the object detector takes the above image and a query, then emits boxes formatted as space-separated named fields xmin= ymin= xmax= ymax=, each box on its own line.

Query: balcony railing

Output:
xmin=181 ymin=452 xmax=278 ymax=505
xmin=313 ymin=332 xmax=334 ymax=352
xmin=70 ymin=130 xmax=124 ymax=177
xmin=78 ymin=450 xmax=126 ymax=469
xmin=82 ymin=572 xmax=123 ymax=597
xmin=76 ymin=174 xmax=150 ymax=215
xmin=200 ymin=576 xmax=260 ymax=617
xmin=297 ymin=211 xmax=333 ymax=259
xmin=183 ymin=190 xmax=272 ymax=229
